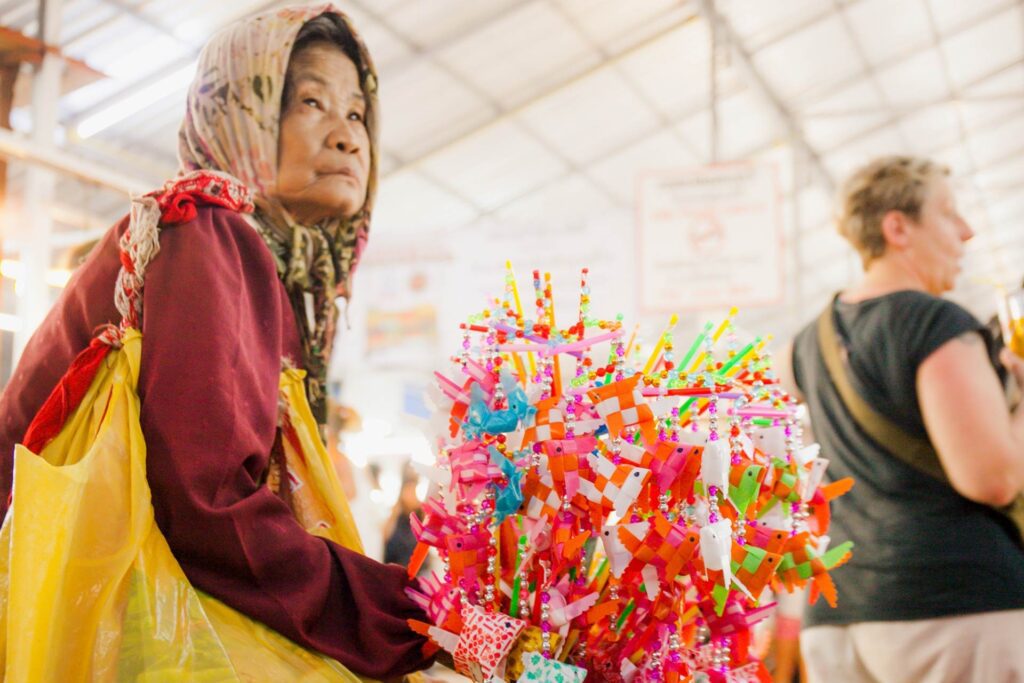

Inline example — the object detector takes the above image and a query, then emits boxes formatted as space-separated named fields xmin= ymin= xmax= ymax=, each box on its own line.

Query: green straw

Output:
xmin=719 ymin=336 xmax=761 ymax=375
xmin=509 ymin=534 xmax=527 ymax=616
xmin=614 ymin=599 xmax=637 ymax=632
xmin=679 ymin=321 xmax=713 ymax=371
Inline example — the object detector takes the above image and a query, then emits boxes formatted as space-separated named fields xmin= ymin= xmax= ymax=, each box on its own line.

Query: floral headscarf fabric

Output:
xmin=178 ymin=3 xmax=379 ymax=425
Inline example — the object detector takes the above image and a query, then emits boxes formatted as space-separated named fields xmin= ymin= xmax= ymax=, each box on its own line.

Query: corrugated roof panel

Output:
xmin=875 ymin=47 xmax=950 ymax=107
xmin=419 ymin=120 xmax=568 ymax=211
xmin=589 ymin=128 xmax=701 ymax=205
xmin=802 ymin=79 xmax=878 ymax=115
xmin=844 ymin=0 xmax=932 ymax=67
xmin=804 ymin=111 xmax=889 ymax=151
xmin=385 ymin=0 xmax=529 ymax=50
xmin=377 ymin=60 xmax=494 ymax=162
xmin=752 ymin=15 xmax=861 ymax=102
xmin=434 ymin=2 xmax=600 ymax=109
xmin=674 ymin=108 xmax=713 ymax=161
xmin=554 ymin=0 xmax=681 ymax=48
xmin=59 ymin=0 xmax=119 ymax=45
xmin=969 ymin=115 xmax=1024 ymax=167
xmin=720 ymin=0 xmax=833 ymax=51
xmin=518 ymin=67 xmax=661 ymax=166
xmin=616 ymin=21 xmax=711 ymax=120
xmin=717 ymin=89 xmax=779 ymax=159
xmin=0 ymin=0 xmax=1020 ymax=326
xmin=822 ymin=124 xmax=906 ymax=178
xmin=974 ymin=152 xmax=1024 ymax=190
xmin=940 ymin=5 xmax=1024 ymax=91
xmin=961 ymin=61 xmax=1024 ymax=97
xmin=900 ymin=103 xmax=962 ymax=151
xmin=926 ymin=0 xmax=1015 ymax=34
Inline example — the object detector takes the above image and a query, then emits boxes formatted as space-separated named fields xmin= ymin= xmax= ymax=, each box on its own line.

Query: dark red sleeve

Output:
xmin=137 ymin=207 xmax=433 ymax=678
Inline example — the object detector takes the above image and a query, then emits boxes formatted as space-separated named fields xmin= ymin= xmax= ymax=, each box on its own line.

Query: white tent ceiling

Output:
xmin=2 ymin=0 xmax=1023 ymax=341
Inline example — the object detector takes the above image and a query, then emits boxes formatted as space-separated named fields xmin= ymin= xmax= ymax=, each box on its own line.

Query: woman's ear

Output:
xmin=879 ymin=209 xmax=912 ymax=251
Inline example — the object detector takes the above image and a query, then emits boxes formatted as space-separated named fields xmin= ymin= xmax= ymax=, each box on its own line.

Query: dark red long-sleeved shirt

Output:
xmin=0 ymin=205 xmax=432 ymax=678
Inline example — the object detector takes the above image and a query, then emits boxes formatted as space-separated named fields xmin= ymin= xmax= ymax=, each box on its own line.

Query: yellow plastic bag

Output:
xmin=0 ymin=329 xmax=368 ymax=682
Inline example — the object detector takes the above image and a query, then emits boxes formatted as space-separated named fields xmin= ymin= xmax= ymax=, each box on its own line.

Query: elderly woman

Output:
xmin=0 ymin=5 xmax=435 ymax=678
xmin=779 ymin=157 xmax=1024 ymax=682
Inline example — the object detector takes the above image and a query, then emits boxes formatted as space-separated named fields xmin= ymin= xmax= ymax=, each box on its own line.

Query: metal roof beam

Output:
xmin=823 ymin=55 xmax=1024 ymax=154
xmin=695 ymin=0 xmax=835 ymax=193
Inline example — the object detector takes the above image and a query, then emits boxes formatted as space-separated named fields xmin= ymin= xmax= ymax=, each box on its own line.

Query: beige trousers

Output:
xmin=802 ymin=610 xmax=1024 ymax=683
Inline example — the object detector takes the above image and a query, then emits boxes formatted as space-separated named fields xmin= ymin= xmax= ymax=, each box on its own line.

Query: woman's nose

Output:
xmin=960 ymin=217 xmax=975 ymax=242
xmin=327 ymin=121 xmax=359 ymax=154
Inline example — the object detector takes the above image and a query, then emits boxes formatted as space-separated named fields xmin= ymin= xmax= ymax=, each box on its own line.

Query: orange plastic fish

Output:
xmin=543 ymin=435 xmax=597 ymax=501
xmin=732 ymin=543 xmax=782 ymax=598
xmin=806 ymin=477 xmax=854 ymax=536
xmin=620 ymin=512 xmax=700 ymax=582
xmin=446 ymin=531 xmax=490 ymax=594
xmin=587 ymin=375 xmax=658 ymax=444
xmin=521 ymin=396 xmax=567 ymax=446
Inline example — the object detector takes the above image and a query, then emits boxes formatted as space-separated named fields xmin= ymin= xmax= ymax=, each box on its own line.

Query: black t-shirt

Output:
xmin=793 ymin=290 xmax=1024 ymax=626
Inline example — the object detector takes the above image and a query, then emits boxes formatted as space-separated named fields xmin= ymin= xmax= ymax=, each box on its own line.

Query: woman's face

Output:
xmin=273 ymin=43 xmax=370 ymax=224
xmin=906 ymin=176 xmax=975 ymax=294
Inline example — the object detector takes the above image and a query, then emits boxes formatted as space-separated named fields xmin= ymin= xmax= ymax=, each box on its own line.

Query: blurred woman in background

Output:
xmin=780 ymin=156 xmax=1024 ymax=683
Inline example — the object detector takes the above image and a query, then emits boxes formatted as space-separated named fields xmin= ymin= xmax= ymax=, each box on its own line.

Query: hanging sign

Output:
xmin=637 ymin=161 xmax=784 ymax=312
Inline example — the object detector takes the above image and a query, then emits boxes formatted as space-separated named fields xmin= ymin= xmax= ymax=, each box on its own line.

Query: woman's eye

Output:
xmin=303 ymin=97 xmax=322 ymax=110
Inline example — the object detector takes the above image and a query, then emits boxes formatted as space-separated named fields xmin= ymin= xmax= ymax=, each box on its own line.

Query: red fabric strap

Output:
xmin=21 ymin=338 xmax=112 ymax=454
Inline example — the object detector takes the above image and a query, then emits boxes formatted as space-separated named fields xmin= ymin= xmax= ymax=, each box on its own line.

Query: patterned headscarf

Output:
xmin=178 ymin=4 xmax=379 ymax=425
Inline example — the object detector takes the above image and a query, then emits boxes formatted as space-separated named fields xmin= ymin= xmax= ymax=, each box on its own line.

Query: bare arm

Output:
xmin=917 ymin=331 xmax=1024 ymax=506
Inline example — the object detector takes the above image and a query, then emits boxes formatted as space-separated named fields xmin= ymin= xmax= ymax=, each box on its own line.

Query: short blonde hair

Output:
xmin=837 ymin=156 xmax=949 ymax=266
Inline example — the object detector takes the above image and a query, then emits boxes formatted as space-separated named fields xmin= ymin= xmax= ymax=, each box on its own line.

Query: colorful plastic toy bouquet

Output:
xmin=406 ymin=265 xmax=853 ymax=682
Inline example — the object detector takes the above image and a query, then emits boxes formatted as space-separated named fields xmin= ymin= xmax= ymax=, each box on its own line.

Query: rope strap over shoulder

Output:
xmin=99 ymin=171 xmax=254 ymax=347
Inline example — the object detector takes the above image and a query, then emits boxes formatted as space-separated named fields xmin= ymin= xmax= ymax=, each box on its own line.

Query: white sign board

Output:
xmin=637 ymin=162 xmax=784 ymax=312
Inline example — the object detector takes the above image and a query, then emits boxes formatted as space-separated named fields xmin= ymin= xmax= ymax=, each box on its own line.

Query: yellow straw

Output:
xmin=711 ymin=306 xmax=738 ymax=343
xmin=642 ymin=313 xmax=678 ymax=376
xmin=624 ymin=323 xmax=640 ymax=359
xmin=506 ymin=261 xmax=536 ymax=379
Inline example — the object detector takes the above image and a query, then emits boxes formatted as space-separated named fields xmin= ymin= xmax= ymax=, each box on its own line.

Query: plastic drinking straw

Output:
xmin=737 ymin=408 xmax=788 ymax=418
xmin=506 ymin=261 xmax=536 ymax=378
xmin=720 ymin=336 xmax=760 ymax=375
xmin=711 ymin=306 xmax=738 ymax=343
xmin=624 ymin=323 xmax=640 ymax=358
xmin=509 ymin=533 xmax=528 ymax=617
xmin=614 ymin=599 xmax=637 ymax=632
xmin=544 ymin=272 xmax=562 ymax=397
xmin=681 ymin=321 xmax=714 ymax=372
xmin=643 ymin=313 xmax=679 ymax=376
